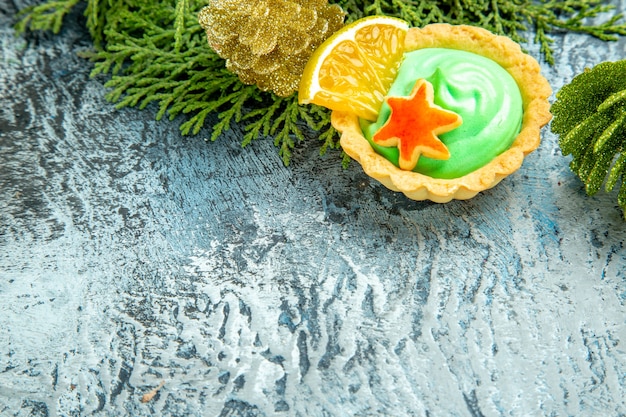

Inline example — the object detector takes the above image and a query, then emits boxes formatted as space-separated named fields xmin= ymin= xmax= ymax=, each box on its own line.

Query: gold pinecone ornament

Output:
xmin=198 ymin=0 xmax=345 ymax=97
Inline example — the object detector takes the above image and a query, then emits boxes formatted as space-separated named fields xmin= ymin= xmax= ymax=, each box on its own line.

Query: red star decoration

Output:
xmin=373 ymin=78 xmax=462 ymax=171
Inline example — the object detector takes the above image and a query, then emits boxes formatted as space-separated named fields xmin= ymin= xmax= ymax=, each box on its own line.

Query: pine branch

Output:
xmin=338 ymin=0 xmax=626 ymax=65
xmin=14 ymin=0 xmax=81 ymax=34
xmin=13 ymin=0 xmax=626 ymax=166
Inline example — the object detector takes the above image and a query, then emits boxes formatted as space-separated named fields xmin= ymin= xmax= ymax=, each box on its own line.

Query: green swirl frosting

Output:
xmin=360 ymin=48 xmax=523 ymax=179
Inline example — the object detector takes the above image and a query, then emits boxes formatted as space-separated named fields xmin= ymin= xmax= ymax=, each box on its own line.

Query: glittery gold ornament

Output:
xmin=198 ymin=0 xmax=345 ymax=97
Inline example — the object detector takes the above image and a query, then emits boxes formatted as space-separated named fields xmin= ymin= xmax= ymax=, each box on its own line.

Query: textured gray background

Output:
xmin=1 ymin=1 xmax=626 ymax=416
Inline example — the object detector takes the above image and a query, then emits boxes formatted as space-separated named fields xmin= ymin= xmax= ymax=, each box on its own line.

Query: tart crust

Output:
xmin=333 ymin=24 xmax=552 ymax=202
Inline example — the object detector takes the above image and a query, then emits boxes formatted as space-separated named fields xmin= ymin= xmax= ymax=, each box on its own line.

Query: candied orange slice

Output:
xmin=298 ymin=16 xmax=409 ymax=121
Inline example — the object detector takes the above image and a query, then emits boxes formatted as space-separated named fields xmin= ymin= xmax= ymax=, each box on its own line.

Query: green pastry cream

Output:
xmin=360 ymin=48 xmax=524 ymax=179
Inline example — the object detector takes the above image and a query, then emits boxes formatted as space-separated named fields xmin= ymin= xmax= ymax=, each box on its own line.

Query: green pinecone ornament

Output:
xmin=551 ymin=60 xmax=626 ymax=219
xmin=198 ymin=0 xmax=345 ymax=97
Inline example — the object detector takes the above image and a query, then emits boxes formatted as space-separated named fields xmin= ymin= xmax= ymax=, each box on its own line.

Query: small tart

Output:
xmin=333 ymin=24 xmax=552 ymax=202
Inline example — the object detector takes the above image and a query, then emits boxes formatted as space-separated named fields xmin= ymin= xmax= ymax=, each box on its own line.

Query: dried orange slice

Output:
xmin=298 ymin=16 xmax=409 ymax=122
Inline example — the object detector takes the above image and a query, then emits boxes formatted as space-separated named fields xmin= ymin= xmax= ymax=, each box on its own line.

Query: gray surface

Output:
xmin=1 ymin=2 xmax=626 ymax=416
